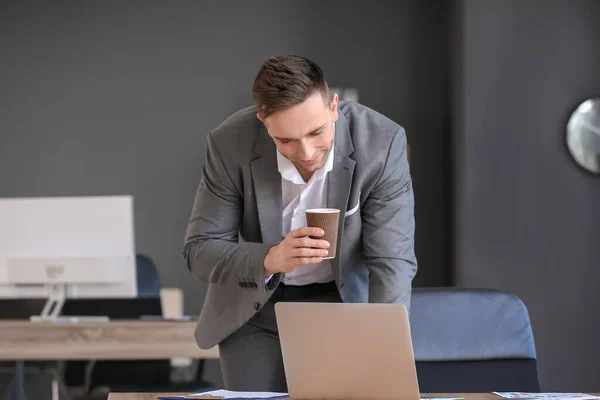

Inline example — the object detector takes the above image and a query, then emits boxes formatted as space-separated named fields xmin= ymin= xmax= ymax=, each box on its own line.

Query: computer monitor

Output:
xmin=0 ymin=195 xmax=137 ymax=320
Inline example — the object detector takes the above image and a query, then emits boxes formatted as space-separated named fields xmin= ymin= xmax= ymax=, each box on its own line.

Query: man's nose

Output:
xmin=297 ymin=140 xmax=313 ymax=160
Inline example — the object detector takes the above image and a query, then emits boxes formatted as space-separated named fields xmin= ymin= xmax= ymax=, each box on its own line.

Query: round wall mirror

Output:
xmin=566 ymin=98 xmax=600 ymax=175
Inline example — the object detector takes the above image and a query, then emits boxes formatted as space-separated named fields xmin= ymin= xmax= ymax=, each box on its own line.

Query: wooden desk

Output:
xmin=0 ymin=320 xmax=219 ymax=360
xmin=108 ymin=394 xmax=600 ymax=400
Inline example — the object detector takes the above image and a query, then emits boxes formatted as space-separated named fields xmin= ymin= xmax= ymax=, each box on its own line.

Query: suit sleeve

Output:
xmin=361 ymin=127 xmax=417 ymax=306
xmin=183 ymin=131 xmax=275 ymax=291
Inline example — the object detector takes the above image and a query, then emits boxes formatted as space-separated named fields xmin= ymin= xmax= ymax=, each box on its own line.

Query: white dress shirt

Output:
xmin=276 ymin=144 xmax=335 ymax=286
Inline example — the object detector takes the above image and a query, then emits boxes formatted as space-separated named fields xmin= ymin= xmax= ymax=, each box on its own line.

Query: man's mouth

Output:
xmin=301 ymin=153 xmax=320 ymax=165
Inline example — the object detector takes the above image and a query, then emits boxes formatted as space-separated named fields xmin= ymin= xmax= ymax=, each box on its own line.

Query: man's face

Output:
xmin=259 ymin=92 xmax=339 ymax=178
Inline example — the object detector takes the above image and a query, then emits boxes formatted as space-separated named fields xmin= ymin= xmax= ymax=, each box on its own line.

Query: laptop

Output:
xmin=275 ymin=302 xmax=421 ymax=400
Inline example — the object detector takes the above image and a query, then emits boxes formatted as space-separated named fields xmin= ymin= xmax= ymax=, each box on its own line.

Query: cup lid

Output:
xmin=305 ymin=208 xmax=340 ymax=213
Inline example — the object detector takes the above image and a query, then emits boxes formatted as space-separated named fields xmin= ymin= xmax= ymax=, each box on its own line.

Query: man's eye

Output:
xmin=311 ymin=130 xmax=323 ymax=136
xmin=279 ymin=139 xmax=291 ymax=144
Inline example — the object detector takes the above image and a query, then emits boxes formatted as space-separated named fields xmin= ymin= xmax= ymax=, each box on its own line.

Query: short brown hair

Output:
xmin=252 ymin=53 xmax=329 ymax=118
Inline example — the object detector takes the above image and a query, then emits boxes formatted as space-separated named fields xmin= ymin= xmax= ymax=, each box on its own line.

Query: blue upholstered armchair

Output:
xmin=409 ymin=288 xmax=540 ymax=392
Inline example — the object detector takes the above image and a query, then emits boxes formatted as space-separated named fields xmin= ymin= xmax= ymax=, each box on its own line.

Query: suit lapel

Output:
xmin=250 ymin=125 xmax=283 ymax=246
xmin=327 ymin=110 xmax=355 ymax=281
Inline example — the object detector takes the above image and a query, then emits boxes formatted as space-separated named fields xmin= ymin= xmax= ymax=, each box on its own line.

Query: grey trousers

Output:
xmin=218 ymin=281 xmax=342 ymax=392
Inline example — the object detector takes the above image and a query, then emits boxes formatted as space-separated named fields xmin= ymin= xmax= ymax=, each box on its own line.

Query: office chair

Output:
xmin=134 ymin=253 xmax=162 ymax=298
xmin=409 ymin=288 xmax=541 ymax=392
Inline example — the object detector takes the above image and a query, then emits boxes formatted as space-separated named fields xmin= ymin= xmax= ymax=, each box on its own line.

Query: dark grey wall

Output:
xmin=0 ymin=0 xmax=452 ymax=313
xmin=456 ymin=0 xmax=600 ymax=392
xmin=0 ymin=0 xmax=452 ymax=391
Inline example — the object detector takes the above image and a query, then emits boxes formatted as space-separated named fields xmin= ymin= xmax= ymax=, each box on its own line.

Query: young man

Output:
xmin=184 ymin=54 xmax=417 ymax=391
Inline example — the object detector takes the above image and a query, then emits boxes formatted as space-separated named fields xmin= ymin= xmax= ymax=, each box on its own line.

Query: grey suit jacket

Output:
xmin=184 ymin=101 xmax=417 ymax=349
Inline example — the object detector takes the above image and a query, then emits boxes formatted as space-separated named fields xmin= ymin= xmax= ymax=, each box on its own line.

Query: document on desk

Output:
xmin=157 ymin=390 xmax=289 ymax=400
xmin=192 ymin=390 xmax=288 ymax=399
xmin=494 ymin=393 xmax=600 ymax=400
xmin=421 ymin=398 xmax=465 ymax=400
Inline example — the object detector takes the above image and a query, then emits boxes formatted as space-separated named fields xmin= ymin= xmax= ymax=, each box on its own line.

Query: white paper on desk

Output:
xmin=541 ymin=397 xmax=600 ymax=400
xmin=421 ymin=397 xmax=465 ymax=400
xmin=494 ymin=393 xmax=600 ymax=400
xmin=192 ymin=389 xmax=288 ymax=399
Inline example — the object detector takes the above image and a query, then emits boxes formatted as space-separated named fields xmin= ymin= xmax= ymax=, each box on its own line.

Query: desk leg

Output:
xmin=15 ymin=361 xmax=27 ymax=400
xmin=44 ymin=364 xmax=72 ymax=400
xmin=51 ymin=376 xmax=58 ymax=400
xmin=5 ymin=361 xmax=69 ymax=400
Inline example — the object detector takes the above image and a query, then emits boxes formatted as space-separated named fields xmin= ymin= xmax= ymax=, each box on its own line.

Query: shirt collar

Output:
xmin=276 ymin=142 xmax=335 ymax=184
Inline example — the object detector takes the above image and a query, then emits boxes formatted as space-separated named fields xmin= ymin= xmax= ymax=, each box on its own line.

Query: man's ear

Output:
xmin=330 ymin=93 xmax=339 ymax=122
xmin=257 ymin=113 xmax=273 ymax=137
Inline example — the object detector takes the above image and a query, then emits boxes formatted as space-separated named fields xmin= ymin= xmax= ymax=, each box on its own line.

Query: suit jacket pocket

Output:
xmin=345 ymin=191 xmax=361 ymax=218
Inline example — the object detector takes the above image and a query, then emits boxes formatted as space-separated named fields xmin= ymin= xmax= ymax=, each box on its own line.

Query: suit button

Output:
xmin=254 ymin=302 xmax=261 ymax=311
xmin=340 ymin=283 xmax=345 ymax=288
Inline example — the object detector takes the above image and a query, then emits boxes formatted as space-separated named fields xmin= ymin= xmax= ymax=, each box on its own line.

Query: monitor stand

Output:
xmin=29 ymin=283 xmax=109 ymax=323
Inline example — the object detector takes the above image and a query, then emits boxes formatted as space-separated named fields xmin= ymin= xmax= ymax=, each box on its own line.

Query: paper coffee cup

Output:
xmin=305 ymin=208 xmax=340 ymax=259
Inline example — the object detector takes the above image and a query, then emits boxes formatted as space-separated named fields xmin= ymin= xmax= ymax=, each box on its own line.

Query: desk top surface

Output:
xmin=107 ymin=394 xmax=600 ymax=400
xmin=0 ymin=319 xmax=219 ymax=360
